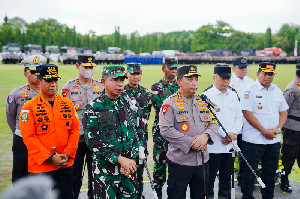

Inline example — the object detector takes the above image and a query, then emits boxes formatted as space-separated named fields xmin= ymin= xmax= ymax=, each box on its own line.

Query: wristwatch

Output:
xmin=277 ymin=128 xmax=282 ymax=133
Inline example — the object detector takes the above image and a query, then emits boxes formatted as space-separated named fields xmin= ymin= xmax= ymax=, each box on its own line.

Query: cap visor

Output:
xmin=166 ymin=64 xmax=178 ymax=68
xmin=218 ymin=73 xmax=231 ymax=78
xmin=82 ymin=63 xmax=96 ymax=67
xmin=111 ymin=73 xmax=128 ymax=79
xmin=238 ymin=64 xmax=249 ymax=68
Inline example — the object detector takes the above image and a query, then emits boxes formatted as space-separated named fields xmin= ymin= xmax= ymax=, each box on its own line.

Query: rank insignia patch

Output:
xmin=177 ymin=106 xmax=185 ymax=110
xmin=162 ymin=104 xmax=170 ymax=116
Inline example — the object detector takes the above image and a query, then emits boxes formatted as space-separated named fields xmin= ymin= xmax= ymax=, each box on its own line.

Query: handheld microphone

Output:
xmin=200 ymin=94 xmax=220 ymax=112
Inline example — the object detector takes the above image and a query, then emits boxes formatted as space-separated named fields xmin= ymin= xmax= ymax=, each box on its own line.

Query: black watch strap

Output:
xmin=45 ymin=155 xmax=53 ymax=163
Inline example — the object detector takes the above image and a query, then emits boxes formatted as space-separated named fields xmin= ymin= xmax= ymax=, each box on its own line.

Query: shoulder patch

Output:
xmin=244 ymin=91 xmax=250 ymax=99
xmin=7 ymin=95 xmax=13 ymax=104
xmin=162 ymin=104 xmax=170 ymax=116
xmin=62 ymin=89 xmax=69 ymax=97
xmin=289 ymin=92 xmax=295 ymax=98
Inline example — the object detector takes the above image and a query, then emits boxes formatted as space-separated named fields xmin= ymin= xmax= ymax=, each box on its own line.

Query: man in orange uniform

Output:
xmin=19 ymin=64 xmax=80 ymax=199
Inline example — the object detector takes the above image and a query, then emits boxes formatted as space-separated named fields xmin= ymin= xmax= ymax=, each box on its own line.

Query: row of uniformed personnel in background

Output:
xmin=5 ymin=54 xmax=300 ymax=199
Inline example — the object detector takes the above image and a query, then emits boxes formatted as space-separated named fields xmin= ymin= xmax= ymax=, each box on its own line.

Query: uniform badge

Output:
xmin=41 ymin=124 xmax=48 ymax=131
xmin=21 ymin=113 xmax=29 ymax=122
xmin=289 ymin=92 xmax=295 ymax=98
xmin=37 ymin=117 xmax=43 ymax=122
xmin=74 ymin=103 xmax=81 ymax=110
xmin=175 ymin=103 xmax=186 ymax=105
xmin=72 ymin=85 xmax=79 ymax=91
xmin=21 ymin=91 xmax=30 ymax=97
xmin=203 ymin=116 xmax=209 ymax=120
xmin=177 ymin=106 xmax=185 ymax=110
xmin=93 ymin=85 xmax=102 ymax=91
xmin=62 ymin=89 xmax=69 ymax=97
xmin=181 ymin=123 xmax=189 ymax=131
xmin=244 ymin=91 xmax=250 ymax=99
xmin=162 ymin=104 xmax=170 ymax=116
xmin=63 ymin=114 xmax=67 ymax=118
xmin=180 ymin=116 xmax=188 ymax=120
xmin=257 ymin=103 xmax=263 ymax=110
xmin=174 ymin=98 xmax=178 ymax=101
xmin=7 ymin=95 xmax=13 ymax=104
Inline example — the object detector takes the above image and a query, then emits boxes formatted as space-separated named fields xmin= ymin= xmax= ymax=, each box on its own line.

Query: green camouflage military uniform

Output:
xmin=83 ymin=65 xmax=146 ymax=199
xmin=151 ymin=77 xmax=179 ymax=190
xmin=124 ymin=84 xmax=153 ymax=197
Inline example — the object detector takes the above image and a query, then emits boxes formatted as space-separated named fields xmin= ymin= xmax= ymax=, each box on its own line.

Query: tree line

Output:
xmin=0 ymin=17 xmax=299 ymax=55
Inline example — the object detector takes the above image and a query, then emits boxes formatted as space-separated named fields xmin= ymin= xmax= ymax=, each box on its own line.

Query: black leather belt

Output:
xmin=288 ymin=115 xmax=300 ymax=122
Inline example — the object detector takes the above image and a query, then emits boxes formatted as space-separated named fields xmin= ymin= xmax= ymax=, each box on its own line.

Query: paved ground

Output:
xmin=79 ymin=179 xmax=300 ymax=199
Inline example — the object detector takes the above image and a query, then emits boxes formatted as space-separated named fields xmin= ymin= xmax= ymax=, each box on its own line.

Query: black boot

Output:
xmin=281 ymin=175 xmax=292 ymax=192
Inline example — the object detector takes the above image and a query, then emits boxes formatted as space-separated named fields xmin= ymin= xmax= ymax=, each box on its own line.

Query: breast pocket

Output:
xmin=98 ymin=111 xmax=116 ymax=141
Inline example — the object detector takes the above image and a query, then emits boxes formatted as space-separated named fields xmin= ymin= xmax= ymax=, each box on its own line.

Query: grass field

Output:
xmin=0 ymin=63 xmax=300 ymax=194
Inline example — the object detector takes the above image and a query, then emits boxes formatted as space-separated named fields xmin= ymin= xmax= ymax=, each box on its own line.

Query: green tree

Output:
xmin=264 ymin=27 xmax=273 ymax=48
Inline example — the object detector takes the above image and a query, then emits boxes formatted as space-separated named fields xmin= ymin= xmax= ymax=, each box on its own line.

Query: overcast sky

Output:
xmin=0 ymin=0 xmax=299 ymax=36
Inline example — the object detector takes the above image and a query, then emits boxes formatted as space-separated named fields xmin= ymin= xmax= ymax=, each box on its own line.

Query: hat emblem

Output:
xmin=33 ymin=57 xmax=40 ymax=64
xmin=266 ymin=65 xmax=274 ymax=69
xmin=241 ymin=59 xmax=247 ymax=63
xmin=47 ymin=67 xmax=57 ymax=74
xmin=191 ymin=67 xmax=195 ymax=71
xmin=88 ymin=57 xmax=93 ymax=63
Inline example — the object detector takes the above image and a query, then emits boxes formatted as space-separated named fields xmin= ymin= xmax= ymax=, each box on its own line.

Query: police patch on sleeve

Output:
xmin=7 ymin=95 xmax=13 ymax=104
xmin=21 ymin=108 xmax=30 ymax=122
xmin=62 ymin=89 xmax=69 ymax=97
xmin=21 ymin=113 xmax=29 ymax=122
xmin=289 ymin=92 xmax=295 ymax=98
xmin=162 ymin=104 xmax=170 ymax=116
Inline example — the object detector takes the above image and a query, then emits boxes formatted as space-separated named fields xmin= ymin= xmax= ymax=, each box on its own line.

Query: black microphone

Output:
xmin=200 ymin=94 xmax=220 ymax=112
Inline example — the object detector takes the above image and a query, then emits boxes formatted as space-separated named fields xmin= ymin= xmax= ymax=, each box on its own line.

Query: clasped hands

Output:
xmin=190 ymin=134 xmax=209 ymax=151
xmin=51 ymin=154 xmax=69 ymax=169
xmin=118 ymin=155 xmax=136 ymax=178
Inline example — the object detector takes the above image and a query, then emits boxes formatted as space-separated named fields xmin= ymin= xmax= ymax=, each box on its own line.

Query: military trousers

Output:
xmin=12 ymin=134 xmax=28 ymax=183
xmin=281 ymin=128 xmax=300 ymax=177
xmin=93 ymin=173 xmax=137 ymax=199
xmin=72 ymin=141 xmax=93 ymax=199
xmin=240 ymin=141 xmax=280 ymax=199
xmin=153 ymin=131 xmax=169 ymax=190
xmin=167 ymin=160 xmax=209 ymax=199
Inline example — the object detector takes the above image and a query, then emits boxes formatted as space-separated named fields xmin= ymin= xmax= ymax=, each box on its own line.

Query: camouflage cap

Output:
xmin=20 ymin=54 xmax=47 ymax=71
xmin=127 ymin=63 xmax=142 ymax=73
xmin=36 ymin=64 xmax=61 ymax=80
xmin=163 ymin=57 xmax=178 ymax=68
xmin=102 ymin=65 xmax=128 ymax=79
xmin=77 ymin=54 xmax=96 ymax=67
